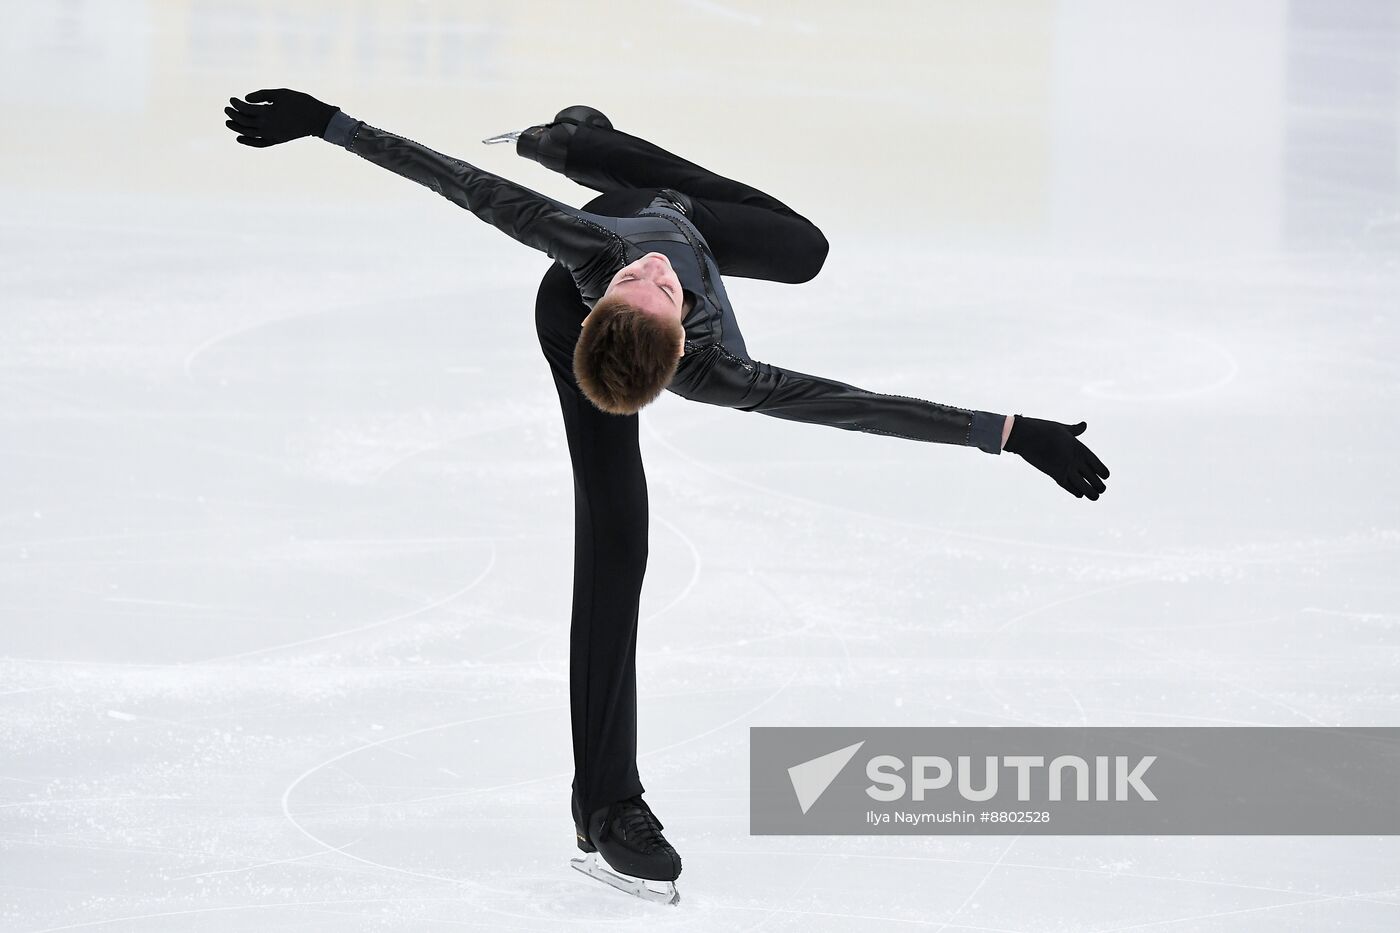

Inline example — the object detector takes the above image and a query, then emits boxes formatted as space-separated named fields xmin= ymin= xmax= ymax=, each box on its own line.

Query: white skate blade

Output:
xmin=480 ymin=130 xmax=522 ymax=145
xmin=570 ymin=851 xmax=680 ymax=905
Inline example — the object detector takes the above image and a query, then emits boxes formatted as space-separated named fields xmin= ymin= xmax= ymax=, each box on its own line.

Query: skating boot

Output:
xmin=570 ymin=794 xmax=681 ymax=905
xmin=481 ymin=105 xmax=613 ymax=174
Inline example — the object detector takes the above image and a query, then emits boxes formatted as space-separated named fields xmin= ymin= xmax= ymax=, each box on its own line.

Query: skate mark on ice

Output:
xmin=641 ymin=510 xmax=704 ymax=625
xmin=662 ymin=577 xmax=825 ymax=654
xmin=0 ymin=374 xmax=293 ymax=471
xmin=634 ymin=669 xmax=799 ymax=764
xmin=698 ymin=845 xmax=1397 ymax=905
xmin=165 ymin=834 xmax=365 ymax=882
xmin=974 ymin=576 xmax=1315 ymax=728
xmin=279 ymin=703 xmax=713 ymax=924
xmin=990 ymin=579 xmax=1150 ymax=635
xmin=186 ymin=543 xmax=496 ymax=664
xmin=288 ymin=674 xmax=797 ymax=820
xmin=181 ymin=304 xmax=340 ymax=382
xmin=1089 ymin=880 xmax=1400 ymax=933
xmin=930 ymin=837 xmax=1020 ymax=933
xmin=1111 ymin=631 xmax=1327 ymax=727
xmin=366 ymin=416 xmax=556 ymax=486
xmin=22 ymin=897 xmax=470 ymax=933
xmin=280 ymin=705 xmax=569 ymax=911
xmin=975 ymin=578 xmax=1155 ymax=728
xmin=640 ymin=411 xmax=1280 ymax=567
xmin=524 ymin=505 xmax=708 ymax=675
xmin=0 ymin=795 xmax=186 ymax=812
xmin=5 ymin=809 xmax=403 ymax=888
xmin=0 ymin=684 xmax=60 ymax=699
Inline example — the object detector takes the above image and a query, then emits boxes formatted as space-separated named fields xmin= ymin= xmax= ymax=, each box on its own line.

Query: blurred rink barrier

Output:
xmin=5 ymin=2 xmax=1394 ymax=248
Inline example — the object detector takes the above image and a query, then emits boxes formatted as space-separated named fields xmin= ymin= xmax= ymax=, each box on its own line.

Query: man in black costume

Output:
xmin=224 ymin=88 xmax=1110 ymax=904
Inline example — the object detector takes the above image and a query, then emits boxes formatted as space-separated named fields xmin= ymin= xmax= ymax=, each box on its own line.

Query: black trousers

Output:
xmin=530 ymin=123 xmax=828 ymax=833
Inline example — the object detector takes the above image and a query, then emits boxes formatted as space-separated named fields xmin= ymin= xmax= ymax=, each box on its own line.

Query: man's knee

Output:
xmin=788 ymin=226 xmax=829 ymax=284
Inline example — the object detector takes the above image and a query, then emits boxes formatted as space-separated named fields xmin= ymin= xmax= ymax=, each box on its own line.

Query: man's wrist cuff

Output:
xmin=969 ymin=410 xmax=1006 ymax=455
xmin=323 ymin=109 xmax=361 ymax=149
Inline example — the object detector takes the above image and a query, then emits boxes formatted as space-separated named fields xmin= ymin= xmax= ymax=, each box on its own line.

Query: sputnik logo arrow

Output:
xmin=788 ymin=740 xmax=865 ymax=814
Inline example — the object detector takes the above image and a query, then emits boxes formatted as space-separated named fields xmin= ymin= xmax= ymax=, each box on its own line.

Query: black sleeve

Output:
xmin=323 ymin=110 xmax=622 ymax=295
xmin=671 ymin=343 xmax=1006 ymax=453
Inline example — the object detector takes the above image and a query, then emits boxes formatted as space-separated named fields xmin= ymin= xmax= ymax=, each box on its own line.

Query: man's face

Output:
xmin=604 ymin=251 xmax=685 ymax=320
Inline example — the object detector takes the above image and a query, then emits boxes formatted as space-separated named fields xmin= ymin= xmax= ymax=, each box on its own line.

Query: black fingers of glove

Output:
xmin=1004 ymin=416 xmax=1111 ymax=501
xmin=224 ymin=102 xmax=269 ymax=147
xmin=224 ymin=88 xmax=338 ymax=147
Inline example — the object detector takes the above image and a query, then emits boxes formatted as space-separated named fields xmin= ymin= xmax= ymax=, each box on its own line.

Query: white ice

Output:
xmin=2 ymin=1 xmax=1399 ymax=930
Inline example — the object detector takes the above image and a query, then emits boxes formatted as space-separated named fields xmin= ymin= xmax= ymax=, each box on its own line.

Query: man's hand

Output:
xmin=224 ymin=88 xmax=338 ymax=148
xmin=1004 ymin=415 xmax=1110 ymax=501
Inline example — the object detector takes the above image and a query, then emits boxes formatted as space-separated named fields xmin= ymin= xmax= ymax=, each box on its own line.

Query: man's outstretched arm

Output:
xmin=671 ymin=344 xmax=1008 ymax=452
xmin=670 ymin=346 xmax=1110 ymax=499
xmin=321 ymin=111 xmax=620 ymax=280
xmin=225 ymin=89 xmax=622 ymax=295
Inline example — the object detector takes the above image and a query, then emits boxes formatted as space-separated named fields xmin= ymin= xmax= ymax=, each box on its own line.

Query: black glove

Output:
xmin=1004 ymin=416 xmax=1110 ymax=500
xmin=224 ymin=88 xmax=338 ymax=148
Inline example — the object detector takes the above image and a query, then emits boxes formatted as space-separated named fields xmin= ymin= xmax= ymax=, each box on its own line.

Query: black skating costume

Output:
xmin=320 ymin=109 xmax=1006 ymax=847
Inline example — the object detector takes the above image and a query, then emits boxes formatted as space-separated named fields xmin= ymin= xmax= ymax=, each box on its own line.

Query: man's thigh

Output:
xmin=582 ymin=188 xmax=664 ymax=218
xmin=686 ymin=198 xmax=828 ymax=284
xmin=581 ymin=186 xmax=827 ymax=285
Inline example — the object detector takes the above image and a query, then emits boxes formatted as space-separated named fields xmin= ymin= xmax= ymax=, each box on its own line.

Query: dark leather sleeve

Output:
xmin=323 ymin=111 xmax=622 ymax=298
xmin=671 ymin=343 xmax=1005 ymax=453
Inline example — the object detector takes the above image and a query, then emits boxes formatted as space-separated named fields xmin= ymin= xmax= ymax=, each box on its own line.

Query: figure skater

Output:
xmin=223 ymin=88 xmax=1110 ymax=905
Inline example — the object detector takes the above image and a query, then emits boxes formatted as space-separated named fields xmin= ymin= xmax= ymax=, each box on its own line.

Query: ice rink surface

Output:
xmin=3 ymin=1 xmax=1399 ymax=929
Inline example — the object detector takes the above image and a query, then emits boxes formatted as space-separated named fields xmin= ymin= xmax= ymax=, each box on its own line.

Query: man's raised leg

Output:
xmin=559 ymin=122 xmax=830 ymax=285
